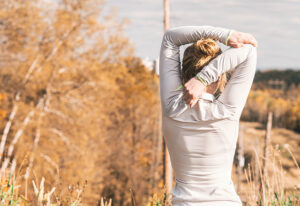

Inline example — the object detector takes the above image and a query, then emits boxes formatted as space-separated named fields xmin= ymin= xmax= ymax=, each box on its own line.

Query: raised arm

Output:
xmin=197 ymin=44 xmax=257 ymax=118
xmin=159 ymin=26 xmax=232 ymax=112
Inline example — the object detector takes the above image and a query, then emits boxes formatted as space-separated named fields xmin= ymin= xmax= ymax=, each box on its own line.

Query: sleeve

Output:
xmin=159 ymin=26 xmax=232 ymax=112
xmin=197 ymin=44 xmax=258 ymax=118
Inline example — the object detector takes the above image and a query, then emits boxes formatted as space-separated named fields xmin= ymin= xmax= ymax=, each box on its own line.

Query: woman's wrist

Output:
xmin=225 ymin=30 xmax=235 ymax=46
xmin=196 ymin=73 xmax=208 ymax=86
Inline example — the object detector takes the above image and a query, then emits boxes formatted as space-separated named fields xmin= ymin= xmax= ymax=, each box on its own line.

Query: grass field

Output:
xmin=0 ymin=121 xmax=299 ymax=205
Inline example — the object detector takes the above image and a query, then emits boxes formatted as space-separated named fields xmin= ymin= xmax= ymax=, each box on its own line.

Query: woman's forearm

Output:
xmin=163 ymin=25 xmax=232 ymax=47
xmin=197 ymin=44 xmax=257 ymax=85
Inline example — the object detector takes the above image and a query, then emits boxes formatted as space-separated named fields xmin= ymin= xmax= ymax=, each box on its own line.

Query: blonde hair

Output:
xmin=181 ymin=38 xmax=227 ymax=92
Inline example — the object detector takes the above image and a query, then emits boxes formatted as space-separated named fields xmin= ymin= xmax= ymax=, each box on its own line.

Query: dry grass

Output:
xmin=242 ymin=145 xmax=299 ymax=205
xmin=1 ymin=120 xmax=299 ymax=205
xmin=147 ymin=186 xmax=172 ymax=206
xmin=0 ymin=172 xmax=112 ymax=205
xmin=235 ymin=121 xmax=300 ymax=206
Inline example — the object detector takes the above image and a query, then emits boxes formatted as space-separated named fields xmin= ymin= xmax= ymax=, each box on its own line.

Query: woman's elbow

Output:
xmin=161 ymin=28 xmax=177 ymax=48
xmin=246 ymin=44 xmax=258 ymax=72
xmin=163 ymin=28 xmax=175 ymax=42
xmin=246 ymin=44 xmax=257 ymax=58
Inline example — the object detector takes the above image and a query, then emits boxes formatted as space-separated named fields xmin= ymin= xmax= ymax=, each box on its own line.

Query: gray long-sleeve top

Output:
xmin=159 ymin=26 xmax=257 ymax=206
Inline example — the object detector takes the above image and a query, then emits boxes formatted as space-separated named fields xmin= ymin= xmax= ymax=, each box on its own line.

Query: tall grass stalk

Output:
xmin=244 ymin=144 xmax=300 ymax=206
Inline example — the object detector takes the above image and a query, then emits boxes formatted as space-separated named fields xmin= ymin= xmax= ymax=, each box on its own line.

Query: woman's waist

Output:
xmin=171 ymin=179 xmax=242 ymax=206
xmin=173 ymin=169 xmax=232 ymax=186
xmin=175 ymin=174 xmax=232 ymax=185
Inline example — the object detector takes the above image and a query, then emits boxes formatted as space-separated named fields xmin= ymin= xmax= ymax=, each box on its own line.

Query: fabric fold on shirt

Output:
xmin=166 ymin=92 xmax=237 ymax=122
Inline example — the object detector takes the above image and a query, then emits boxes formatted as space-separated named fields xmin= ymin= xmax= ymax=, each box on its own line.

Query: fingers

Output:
xmin=248 ymin=35 xmax=258 ymax=47
xmin=184 ymin=91 xmax=199 ymax=108
xmin=251 ymin=37 xmax=258 ymax=47
xmin=228 ymin=31 xmax=258 ymax=48
xmin=183 ymin=86 xmax=196 ymax=106
xmin=184 ymin=90 xmax=193 ymax=104
xmin=231 ymin=43 xmax=244 ymax=48
xmin=245 ymin=36 xmax=257 ymax=47
xmin=184 ymin=91 xmax=197 ymax=106
xmin=183 ymin=77 xmax=206 ymax=107
xmin=236 ymin=43 xmax=244 ymax=48
xmin=184 ymin=82 xmax=195 ymax=103
xmin=189 ymin=98 xmax=198 ymax=108
xmin=244 ymin=34 xmax=258 ymax=48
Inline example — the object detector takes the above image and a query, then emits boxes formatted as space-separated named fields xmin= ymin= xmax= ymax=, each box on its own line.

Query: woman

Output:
xmin=159 ymin=25 xmax=257 ymax=206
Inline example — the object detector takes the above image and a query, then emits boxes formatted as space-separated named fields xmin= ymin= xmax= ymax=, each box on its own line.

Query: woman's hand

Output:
xmin=184 ymin=77 xmax=206 ymax=108
xmin=227 ymin=31 xmax=258 ymax=48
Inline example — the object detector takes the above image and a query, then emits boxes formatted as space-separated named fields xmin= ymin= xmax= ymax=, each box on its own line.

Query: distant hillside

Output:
xmin=253 ymin=69 xmax=300 ymax=90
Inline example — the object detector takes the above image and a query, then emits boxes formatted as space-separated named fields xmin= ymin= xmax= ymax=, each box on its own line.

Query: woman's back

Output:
xmin=159 ymin=26 xmax=257 ymax=205
xmin=163 ymin=98 xmax=241 ymax=205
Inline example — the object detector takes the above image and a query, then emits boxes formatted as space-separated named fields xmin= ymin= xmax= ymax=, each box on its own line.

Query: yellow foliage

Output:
xmin=0 ymin=0 xmax=160 ymax=205
xmin=243 ymin=88 xmax=300 ymax=131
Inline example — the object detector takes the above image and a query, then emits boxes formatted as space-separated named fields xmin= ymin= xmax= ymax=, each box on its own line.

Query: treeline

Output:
xmin=0 ymin=1 xmax=161 ymax=205
xmin=253 ymin=69 xmax=300 ymax=90
xmin=242 ymin=69 xmax=300 ymax=132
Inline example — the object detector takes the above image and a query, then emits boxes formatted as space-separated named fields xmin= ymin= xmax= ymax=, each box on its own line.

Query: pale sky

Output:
xmin=107 ymin=0 xmax=300 ymax=70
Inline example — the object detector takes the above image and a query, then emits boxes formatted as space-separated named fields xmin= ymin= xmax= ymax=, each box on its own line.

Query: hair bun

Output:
xmin=181 ymin=38 xmax=223 ymax=85
xmin=194 ymin=38 xmax=219 ymax=56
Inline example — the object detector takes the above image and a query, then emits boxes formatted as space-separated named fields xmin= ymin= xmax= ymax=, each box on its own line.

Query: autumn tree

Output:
xmin=0 ymin=0 xmax=161 ymax=205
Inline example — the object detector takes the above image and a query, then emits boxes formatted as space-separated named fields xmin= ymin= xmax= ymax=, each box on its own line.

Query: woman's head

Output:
xmin=181 ymin=38 xmax=227 ymax=93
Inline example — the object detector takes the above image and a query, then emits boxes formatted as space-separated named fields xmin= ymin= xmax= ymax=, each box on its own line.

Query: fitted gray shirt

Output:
xmin=159 ymin=26 xmax=257 ymax=206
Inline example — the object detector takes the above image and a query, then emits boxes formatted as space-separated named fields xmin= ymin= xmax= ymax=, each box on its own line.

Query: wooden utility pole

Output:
xmin=261 ymin=111 xmax=273 ymax=203
xmin=164 ymin=0 xmax=170 ymax=31
xmin=262 ymin=112 xmax=272 ymax=178
xmin=237 ymin=124 xmax=245 ymax=192
xmin=162 ymin=0 xmax=173 ymax=195
xmin=254 ymin=138 xmax=260 ymax=198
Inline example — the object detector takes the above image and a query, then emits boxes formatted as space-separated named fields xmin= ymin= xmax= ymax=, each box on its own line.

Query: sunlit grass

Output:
xmin=0 ymin=142 xmax=299 ymax=206
xmin=243 ymin=143 xmax=299 ymax=206
xmin=0 ymin=172 xmax=113 ymax=205
xmin=0 ymin=173 xmax=22 ymax=205
xmin=147 ymin=186 xmax=172 ymax=206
